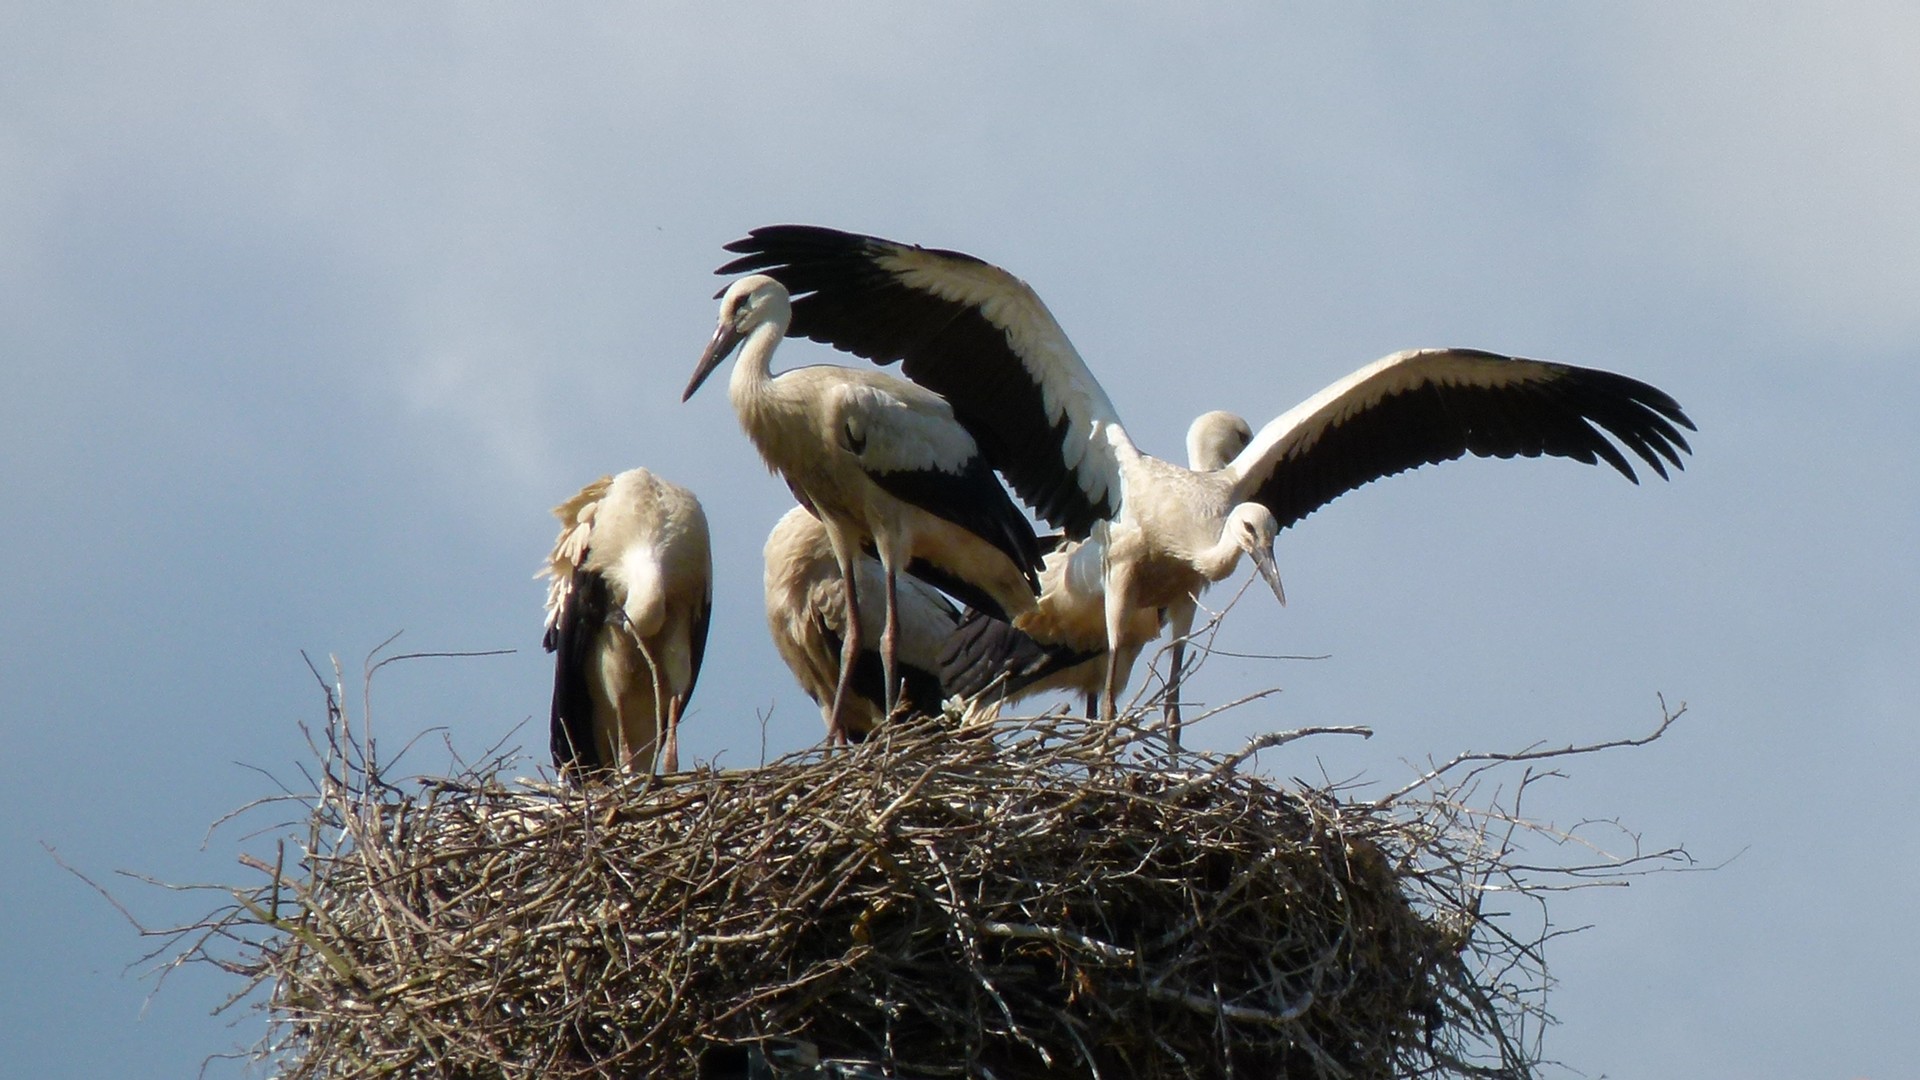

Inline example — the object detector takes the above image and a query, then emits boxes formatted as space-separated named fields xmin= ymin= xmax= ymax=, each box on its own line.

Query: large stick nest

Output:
xmin=165 ymin=677 xmax=1685 ymax=1080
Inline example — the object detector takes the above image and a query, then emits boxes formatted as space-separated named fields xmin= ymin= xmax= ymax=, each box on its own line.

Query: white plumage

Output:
xmin=721 ymin=226 xmax=1695 ymax=725
xmin=763 ymin=506 xmax=960 ymax=740
xmin=683 ymin=274 xmax=1040 ymax=743
xmin=542 ymin=468 xmax=712 ymax=777
xmin=942 ymin=411 xmax=1253 ymax=724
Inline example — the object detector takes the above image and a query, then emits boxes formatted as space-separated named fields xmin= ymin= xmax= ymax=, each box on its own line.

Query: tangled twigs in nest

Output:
xmin=144 ymin=685 xmax=1689 ymax=1080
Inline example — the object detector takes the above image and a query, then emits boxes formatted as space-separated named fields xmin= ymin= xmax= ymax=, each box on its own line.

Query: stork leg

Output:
xmin=825 ymin=559 xmax=863 ymax=746
xmin=661 ymin=696 xmax=682 ymax=773
xmin=1100 ymin=578 xmax=1131 ymax=723
xmin=1163 ymin=600 xmax=1200 ymax=750
xmin=880 ymin=563 xmax=902 ymax=718
xmin=1164 ymin=640 xmax=1186 ymax=744
xmin=1100 ymin=656 xmax=1123 ymax=722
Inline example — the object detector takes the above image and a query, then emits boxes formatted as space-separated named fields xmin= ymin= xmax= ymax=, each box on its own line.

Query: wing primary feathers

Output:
xmin=898 ymin=662 xmax=949 ymax=718
xmin=939 ymin=609 xmax=1101 ymax=701
xmin=547 ymin=570 xmax=612 ymax=775
xmin=718 ymin=224 xmax=1113 ymax=537
xmin=683 ymin=587 xmax=712 ymax=706
xmin=1248 ymin=356 xmax=1696 ymax=531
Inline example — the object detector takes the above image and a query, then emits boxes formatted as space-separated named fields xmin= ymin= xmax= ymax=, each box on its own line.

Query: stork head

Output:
xmin=1225 ymin=502 xmax=1286 ymax=606
xmin=1186 ymin=410 xmax=1254 ymax=471
xmin=683 ymin=274 xmax=791 ymax=401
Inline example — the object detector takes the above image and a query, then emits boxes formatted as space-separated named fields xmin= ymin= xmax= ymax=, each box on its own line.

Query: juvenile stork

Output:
xmin=683 ymin=274 xmax=1042 ymax=742
xmin=542 ymin=468 xmax=712 ymax=778
xmin=764 ymin=506 xmax=961 ymax=740
xmin=942 ymin=411 xmax=1253 ymax=727
xmin=718 ymin=225 xmax=1696 ymax=723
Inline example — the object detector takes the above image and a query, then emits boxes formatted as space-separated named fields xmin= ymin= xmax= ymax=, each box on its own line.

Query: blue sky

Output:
xmin=4 ymin=6 xmax=1916 ymax=1077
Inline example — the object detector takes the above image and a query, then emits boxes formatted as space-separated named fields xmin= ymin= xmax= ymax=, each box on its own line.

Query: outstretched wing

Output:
xmin=1228 ymin=348 xmax=1695 ymax=530
xmin=720 ymin=224 xmax=1131 ymax=538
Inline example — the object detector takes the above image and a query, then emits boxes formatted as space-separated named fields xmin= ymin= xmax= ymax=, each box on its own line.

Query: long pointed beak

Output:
xmin=1251 ymin=543 xmax=1286 ymax=607
xmin=682 ymin=321 xmax=742 ymax=402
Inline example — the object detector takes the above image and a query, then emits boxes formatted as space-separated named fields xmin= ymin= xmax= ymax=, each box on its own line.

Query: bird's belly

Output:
xmin=1123 ymin=559 xmax=1206 ymax=612
xmin=1016 ymin=595 xmax=1109 ymax=652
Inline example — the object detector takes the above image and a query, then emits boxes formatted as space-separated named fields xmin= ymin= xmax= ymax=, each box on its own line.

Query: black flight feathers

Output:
xmin=1247 ymin=355 xmax=1696 ymax=533
xmin=545 ymin=569 xmax=613 ymax=774
xmin=544 ymin=570 xmax=710 ymax=778
xmin=862 ymin=450 xmax=1043 ymax=611
xmin=938 ymin=608 xmax=1100 ymax=702
xmin=720 ymin=225 xmax=1112 ymax=539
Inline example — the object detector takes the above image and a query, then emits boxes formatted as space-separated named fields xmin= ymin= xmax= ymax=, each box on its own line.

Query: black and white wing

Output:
xmin=1225 ymin=349 xmax=1695 ymax=530
xmin=720 ymin=225 xmax=1131 ymax=538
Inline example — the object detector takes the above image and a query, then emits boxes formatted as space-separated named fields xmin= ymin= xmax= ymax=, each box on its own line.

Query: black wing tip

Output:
xmin=1565 ymin=362 xmax=1698 ymax=421
xmin=1253 ymin=352 xmax=1701 ymax=528
xmin=719 ymin=224 xmax=878 ymax=266
xmin=682 ymin=595 xmax=713 ymax=705
xmin=899 ymin=663 xmax=949 ymax=719
xmin=547 ymin=572 xmax=611 ymax=775
xmin=866 ymin=455 xmax=1044 ymax=610
xmin=717 ymin=223 xmax=998 ymax=278
xmin=1550 ymin=363 xmax=1698 ymax=481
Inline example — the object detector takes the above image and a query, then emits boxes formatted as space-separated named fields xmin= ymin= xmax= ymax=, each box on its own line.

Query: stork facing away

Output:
xmin=683 ymin=274 xmax=1041 ymax=743
xmin=764 ymin=506 xmax=961 ymax=740
xmin=542 ymin=468 xmax=712 ymax=778
xmin=943 ymin=411 xmax=1254 ymax=725
xmin=718 ymin=225 xmax=1696 ymax=724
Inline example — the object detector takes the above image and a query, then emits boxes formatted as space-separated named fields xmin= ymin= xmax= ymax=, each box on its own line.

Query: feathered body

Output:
xmin=728 ymin=362 xmax=1037 ymax=620
xmin=542 ymin=468 xmax=711 ymax=777
xmin=944 ymin=412 xmax=1254 ymax=714
xmin=683 ymin=275 xmax=1040 ymax=740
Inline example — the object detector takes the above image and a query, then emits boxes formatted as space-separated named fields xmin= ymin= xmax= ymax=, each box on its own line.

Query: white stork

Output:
xmin=941 ymin=411 xmax=1254 ymax=727
xmin=763 ymin=506 xmax=961 ymax=740
xmin=718 ymin=226 xmax=1696 ymax=723
xmin=542 ymin=468 xmax=712 ymax=778
xmin=682 ymin=274 xmax=1042 ymax=742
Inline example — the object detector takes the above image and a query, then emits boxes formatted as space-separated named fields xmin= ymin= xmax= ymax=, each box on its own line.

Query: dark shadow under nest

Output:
xmin=147 ymin=671 xmax=1687 ymax=1080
